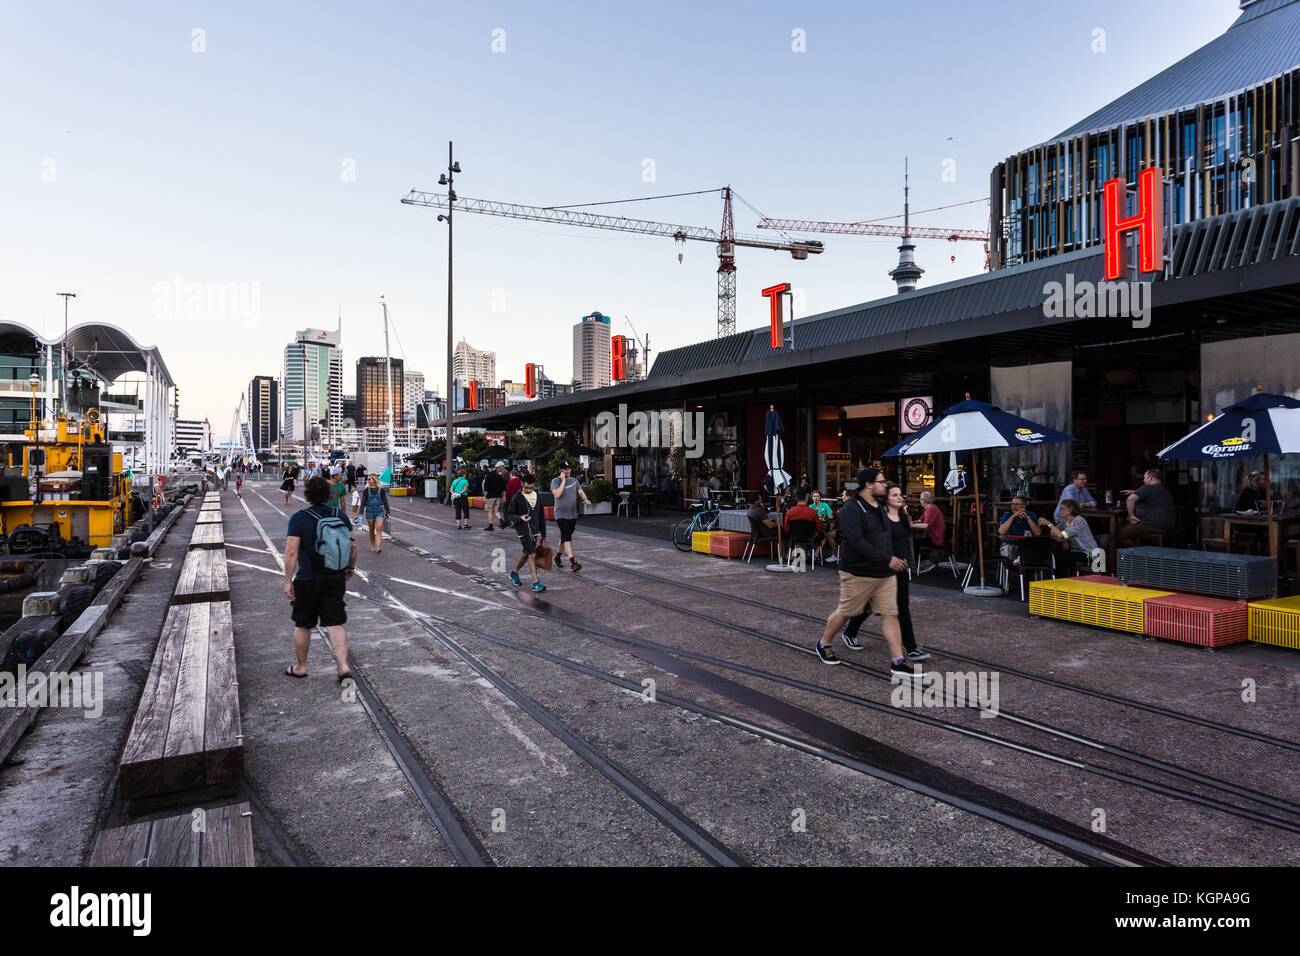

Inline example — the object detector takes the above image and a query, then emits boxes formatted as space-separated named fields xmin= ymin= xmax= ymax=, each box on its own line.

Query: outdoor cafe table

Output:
xmin=1221 ymin=513 xmax=1300 ymax=560
xmin=1081 ymin=508 xmax=1123 ymax=573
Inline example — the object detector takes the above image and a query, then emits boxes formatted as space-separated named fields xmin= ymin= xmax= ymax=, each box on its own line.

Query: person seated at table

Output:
xmin=1235 ymin=471 xmax=1265 ymax=512
xmin=746 ymin=494 xmax=779 ymax=543
xmin=811 ymin=490 xmax=839 ymax=563
xmin=1054 ymin=471 xmax=1097 ymax=521
xmin=1038 ymin=499 xmax=1102 ymax=574
xmin=640 ymin=471 xmax=655 ymax=492
xmin=1118 ymin=468 xmax=1176 ymax=548
xmin=997 ymin=495 xmax=1041 ymax=559
xmin=783 ymin=491 xmax=822 ymax=559
xmin=915 ymin=490 xmax=947 ymax=574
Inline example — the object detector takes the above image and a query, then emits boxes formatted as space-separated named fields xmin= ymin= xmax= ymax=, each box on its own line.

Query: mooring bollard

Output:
xmin=60 ymin=566 xmax=92 ymax=586
xmin=88 ymin=548 xmax=117 ymax=563
xmin=130 ymin=542 xmax=149 ymax=558
xmin=22 ymin=591 xmax=61 ymax=617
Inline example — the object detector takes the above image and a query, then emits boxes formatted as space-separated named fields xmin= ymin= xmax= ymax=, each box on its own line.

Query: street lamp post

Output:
xmin=437 ymin=142 xmax=460 ymax=499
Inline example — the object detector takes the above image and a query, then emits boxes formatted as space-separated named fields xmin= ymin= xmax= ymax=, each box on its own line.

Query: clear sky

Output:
xmin=0 ymin=0 xmax=1239 ymax=429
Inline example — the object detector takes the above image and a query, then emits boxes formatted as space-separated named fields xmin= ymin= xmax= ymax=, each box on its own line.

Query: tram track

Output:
xmin=362 ymin=501 xmax=1300 ymax=847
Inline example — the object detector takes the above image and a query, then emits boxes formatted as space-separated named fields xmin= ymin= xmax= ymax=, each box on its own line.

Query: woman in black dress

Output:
xmin=281 ymin=464 xmax=298 ymax=504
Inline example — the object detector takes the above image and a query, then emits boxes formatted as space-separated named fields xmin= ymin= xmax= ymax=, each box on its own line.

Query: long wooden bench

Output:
xmin=195 ymin=511 xmax=222 ymax=525
xmin=173 ymin=549 xmax=230 ymax=604
xmin=189 ymin=523 xmax=224 ymax=550
xmin=89 ymin=802 xmax=254 ymax=866
xmin=118 ymin=601 xmax=241 ymax=807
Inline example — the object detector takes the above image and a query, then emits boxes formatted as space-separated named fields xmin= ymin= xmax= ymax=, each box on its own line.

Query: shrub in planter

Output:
xmin=585 ymin=478 xmax=615 ymax=505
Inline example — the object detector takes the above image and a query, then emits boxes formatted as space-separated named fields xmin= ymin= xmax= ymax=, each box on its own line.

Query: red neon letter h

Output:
xmin=1103 ymin=166 xmax=1164 ymax=280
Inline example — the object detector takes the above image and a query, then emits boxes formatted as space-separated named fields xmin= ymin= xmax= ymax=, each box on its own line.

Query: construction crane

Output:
xmin=624 ymin=315 xmax=649 ymax=379
xmin=401 ymin=186 xmax=824 ymax=337
xmin=757 ymin=217 xmax=987 ymax=243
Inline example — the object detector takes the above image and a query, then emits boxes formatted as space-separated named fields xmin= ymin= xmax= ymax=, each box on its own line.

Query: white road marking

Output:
xmin=227 ymin=558 xmax=280 ymax=576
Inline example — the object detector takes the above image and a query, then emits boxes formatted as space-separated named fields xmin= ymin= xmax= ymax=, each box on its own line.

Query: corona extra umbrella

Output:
xmin=884 ymin=396 xmax=1076 ymax=596
xmin=1158 ymin=389 xmax=1300 ymax=559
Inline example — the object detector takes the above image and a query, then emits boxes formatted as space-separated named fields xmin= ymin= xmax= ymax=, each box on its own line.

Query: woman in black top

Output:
xmin=1235 ymin=472 xmax=1265 ymax=512
xmin=843 ymin=483 xmax=930 ymax=661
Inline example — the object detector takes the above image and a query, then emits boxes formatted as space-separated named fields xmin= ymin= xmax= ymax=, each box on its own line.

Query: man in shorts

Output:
xmin=282 ymin=475 xmax=356 ymax=681
xmin=483 ymin=462 xmax=508 ymax=532
xmin=815 ymin=467 xmax=920 ymax=678
xmin=505 ymin=472 xmax=549 ymax=592
xmin=550 ymin=460 xmax=592 ymax=572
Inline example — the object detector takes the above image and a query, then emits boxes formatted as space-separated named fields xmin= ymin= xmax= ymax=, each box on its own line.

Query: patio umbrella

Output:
xmin=764 ymin=406 xmax=794 ymax=571
xmin=884 ymin=396 xmax=1077 ymax=596
xmin=1157 ymin=390 xmax=1300 ymax=559
xmin=476 ymin=443 xmax=513 ymax=463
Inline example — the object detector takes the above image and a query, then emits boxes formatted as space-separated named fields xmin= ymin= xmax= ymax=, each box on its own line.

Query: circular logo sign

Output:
xmin=903 ymin=398 xmax=932 ymax=430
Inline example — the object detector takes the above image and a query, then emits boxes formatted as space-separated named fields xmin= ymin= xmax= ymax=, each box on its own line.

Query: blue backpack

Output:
xmin=311 ymin=507 xmax=351 ymax=572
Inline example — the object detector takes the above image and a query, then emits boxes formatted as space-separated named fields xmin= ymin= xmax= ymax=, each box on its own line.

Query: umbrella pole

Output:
xmin=1266 ymin=453 xmax=1275 ymax=560
xmin=965 ymin=450 xmax=1001 ymax=596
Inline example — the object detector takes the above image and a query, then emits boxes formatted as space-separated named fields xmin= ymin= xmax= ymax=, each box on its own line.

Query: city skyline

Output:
xmin=0 ymin=0 xmax=1237 ymax=428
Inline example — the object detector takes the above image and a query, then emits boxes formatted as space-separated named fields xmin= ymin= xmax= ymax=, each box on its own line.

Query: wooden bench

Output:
xmin=195 ymin=511 xmax=222 ymax=526
xmin=89 ymin=802 xmax=254 ymax=867
xmin=173 ymin=549 xmax=230 ymax=605
xmin=200 ymin=500 xmax=222 ymax=512
xmin=189 ymin=523 xmax=224 ymax=550
xmin=118 ymin=601 xmax=242 ymax=809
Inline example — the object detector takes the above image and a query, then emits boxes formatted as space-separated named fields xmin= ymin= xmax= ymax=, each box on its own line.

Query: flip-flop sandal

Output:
xmin=285 ymin=665 xmax=307 ymax=678
xmin=337 ymin=671 xmax=353 ymax=683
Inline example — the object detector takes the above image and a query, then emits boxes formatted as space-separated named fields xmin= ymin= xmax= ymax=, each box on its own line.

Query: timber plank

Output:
xmin=202 ymin=803 xmax=254 ymax=867
xmin=160 ymin=603 xmax=209 ymax=793
xmin=189 ymin=524 xmax=224 ymax=549
xmin=173 ymin=550 xmax=230 ymax=605
xmin=203 ymin=602 xmax=242 ymax=785
xmin=118 ymin=605 xmax=190 ymax=798
xmin=145 ymin=811 xmax=201 ymax=867
xmin=89 ymin=817 xmax=153 ymax=867
xmin=195 ymin=511 xmax=222 ymax=525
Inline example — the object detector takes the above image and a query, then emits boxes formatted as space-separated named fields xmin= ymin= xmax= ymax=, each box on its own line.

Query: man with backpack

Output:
xmin=282 ymin=475 xmax=356 ymax=682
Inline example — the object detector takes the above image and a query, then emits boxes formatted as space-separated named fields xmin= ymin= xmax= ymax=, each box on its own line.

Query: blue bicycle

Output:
xmin=672 ymin=502 xmax=721 ymax=552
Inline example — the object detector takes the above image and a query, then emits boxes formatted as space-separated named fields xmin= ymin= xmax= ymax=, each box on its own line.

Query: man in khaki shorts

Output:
xmin=816 ymin=467 xmax=921 ymax=678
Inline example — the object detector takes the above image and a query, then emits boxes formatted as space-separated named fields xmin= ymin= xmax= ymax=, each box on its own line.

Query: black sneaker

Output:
xmin=841 ymin=630 xmax=864 ymax=650
xmin=570 ymin=562 xmax=582 ymax=573
xmin=815 ymin=642 xmax=841 ymax=665
xmin=905 ymin=646 xmax=931 ymax=662
xmin=890 ymin=659 xmax=923 ymax=679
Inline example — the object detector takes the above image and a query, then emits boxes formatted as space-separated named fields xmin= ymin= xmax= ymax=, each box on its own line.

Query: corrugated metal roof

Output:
xmin=1051 ymin=0 xmax=1300 ymax=141
xmin=648 ymin=196 xmax=1300 ymax=379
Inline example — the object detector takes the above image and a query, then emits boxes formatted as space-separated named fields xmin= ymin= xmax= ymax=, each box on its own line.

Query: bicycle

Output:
xmin=672 ymin=502 xmax=722 ymax=552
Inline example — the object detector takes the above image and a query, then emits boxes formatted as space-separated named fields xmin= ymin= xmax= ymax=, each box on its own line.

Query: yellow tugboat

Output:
xmin=0 ymin=406 xmax=134 ymax=557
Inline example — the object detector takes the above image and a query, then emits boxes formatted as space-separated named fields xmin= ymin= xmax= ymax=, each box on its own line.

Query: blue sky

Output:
xmin=0 ymin=0 xmax=1238 ymax=428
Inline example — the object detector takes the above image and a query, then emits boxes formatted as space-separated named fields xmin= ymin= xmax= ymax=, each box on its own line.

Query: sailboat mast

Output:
xmin=381 ymin=297 xmax=395 ymax=476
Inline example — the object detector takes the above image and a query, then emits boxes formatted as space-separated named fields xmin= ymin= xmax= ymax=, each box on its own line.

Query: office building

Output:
xmin=453 ymin=340 xmax=495 ymax=386
xmin=356 ymin=356 xmax=405 ymax=429
xmin=247 ymin=375 xmax=279 ymax=452
xmin=283 ymin=328 xmax=342 ymax=441
xmin=572 ymin=312 xmax=612 ymax=391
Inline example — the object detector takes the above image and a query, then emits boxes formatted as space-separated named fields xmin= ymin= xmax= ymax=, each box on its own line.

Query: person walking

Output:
xmin=282 ymin=475 xmax=356 ymax=682
xmin=550 ymin=460 xmax=591 ymax=573
xmin=361 ymin=474 xmax=390 ymax=553
xmin=505 ymin=472 xmax=549 ymax=592
xmin=483 ymin=462 xmax=508 ymax=532
xmin=451 ymin=468 xmax=471 ymax=529
xmin=280 ymin=463 xmax=297 ymax=505
xmin=349 ymin=483 xmax=361 ymax=522
xmin=505 ymin=468 xmax=522 ymax=509
xmin=842 ymin=483 xmax=930 ymax=661
xmin=815 ymin=467 xmax=920 ymax=677
xmin=328 ymin=471 xmax=347 ymax=512
xmin=234 ymin=472 xmax=244 ymax=498
xmin=346 ymin=462 xmax=357 ymax=494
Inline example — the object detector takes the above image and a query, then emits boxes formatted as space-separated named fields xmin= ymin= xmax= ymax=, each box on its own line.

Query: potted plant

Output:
xmin=583 ymin=477 xmax=615 ymax=515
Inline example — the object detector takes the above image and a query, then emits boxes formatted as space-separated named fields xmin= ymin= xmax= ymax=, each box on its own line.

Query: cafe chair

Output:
xmin=617 ymin=491 xmax=632 ymax=518
xmin=744 ymin=516 xmax=775 ymax=563
xmin=1006 ymin=536 xmax=1057 ymax=601
xmin=786 ymin=518 xmax=821 ymax=571
xmin=1200 ymin=516 xmax=1230 ymax=554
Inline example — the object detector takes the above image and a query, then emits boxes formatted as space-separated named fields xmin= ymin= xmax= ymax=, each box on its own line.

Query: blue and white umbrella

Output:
xmin=1158 ymin=391 xmax=1300 ymax=558
xmin=1158 ymin=392 xmax=1300 ymax=460
xmin=883 ymin=397 xmax=1076 ymax=596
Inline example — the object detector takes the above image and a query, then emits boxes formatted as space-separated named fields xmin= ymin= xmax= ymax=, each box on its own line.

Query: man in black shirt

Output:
xmin=1119 ymin=468 xmax=1176 ymax=548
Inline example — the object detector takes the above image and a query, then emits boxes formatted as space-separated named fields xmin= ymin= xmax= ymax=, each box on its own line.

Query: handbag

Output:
xmin=533 ymin=542 xmax=554 ymax=570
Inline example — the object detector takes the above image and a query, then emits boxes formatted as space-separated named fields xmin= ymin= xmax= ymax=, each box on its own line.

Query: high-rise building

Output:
xmin=572 ymin=312 xmax=611 ymax=391
xmin=341 ymin=394 xmax=358 ymax=426
xmin=283 ymin=328 xmax=342 ymax=441
xmin=356 ymin=356 xmax=405 ymax=428
xmin=403 ymin=370 xmax=425 ymax=427
xmin=453 ymin=339 xmax=495 ymax=386
xmin=247 ymin=375 xmax=279 ymax=452
xmin=175 ymin=419 xmax=205 ymax=455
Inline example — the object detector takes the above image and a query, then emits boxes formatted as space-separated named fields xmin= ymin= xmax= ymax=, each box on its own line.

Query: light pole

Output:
xmin=29 ymin=373 xmax=41 ymax=505
xmin=56 ymin=292 xmax=76 ymax=413
xmin=437 ymin=142 xmax=460 ymax=498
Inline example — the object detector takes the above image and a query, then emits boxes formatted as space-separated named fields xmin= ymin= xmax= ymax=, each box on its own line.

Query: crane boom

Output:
xmin=757 ymin=217 xmax=987 ymax=242
xmin=402 ymin=191 xmax=826 ymax=255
